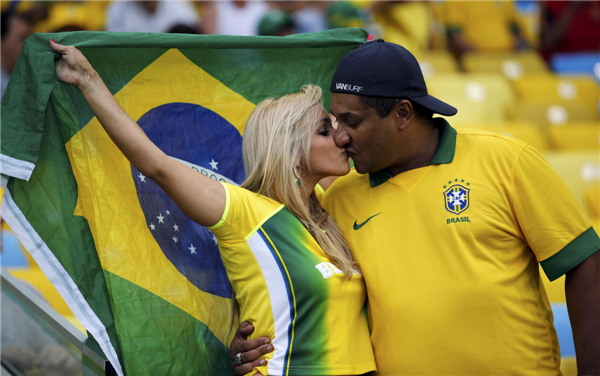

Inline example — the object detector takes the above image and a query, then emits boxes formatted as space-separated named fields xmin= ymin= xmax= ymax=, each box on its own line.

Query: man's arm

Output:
xmin=229 ymin=322 xmax=273 ymax=376
xmin=565 ymin=249 xmax=600 ymax=376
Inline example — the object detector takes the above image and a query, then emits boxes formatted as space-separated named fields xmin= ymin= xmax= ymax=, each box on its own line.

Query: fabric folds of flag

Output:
xmin=0 ymin=29 xmax=367 ymax=375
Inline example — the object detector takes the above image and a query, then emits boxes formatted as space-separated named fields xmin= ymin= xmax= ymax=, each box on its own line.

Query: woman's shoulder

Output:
xmin=222 ymin=182 xmax=282 ymax=208
xmin=211 ymin=182 xmax=285 ymax=239
xmin=221 ymin=182 xmax=284 ymax=221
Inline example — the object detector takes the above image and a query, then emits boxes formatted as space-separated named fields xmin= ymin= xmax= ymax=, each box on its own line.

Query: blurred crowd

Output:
xmin=2 ymin=1 xmax=599 ymax=98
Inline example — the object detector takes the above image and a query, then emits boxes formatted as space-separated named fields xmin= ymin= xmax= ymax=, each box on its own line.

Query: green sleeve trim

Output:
xmin=207 ymin=182 xmax=230 ymax=230
xmin=315 ymin=184 xmax=325 ymax=195
xmin=541 ymin=227 xmax=600 ymax=281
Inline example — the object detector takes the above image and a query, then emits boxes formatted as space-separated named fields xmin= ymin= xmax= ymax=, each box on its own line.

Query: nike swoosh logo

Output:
xmin=353 ymin=212 xmax=381 ymax=230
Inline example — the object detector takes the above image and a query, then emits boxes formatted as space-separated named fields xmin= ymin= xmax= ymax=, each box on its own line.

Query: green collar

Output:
xmin=369 ymin=118 xmax=457 ymax=187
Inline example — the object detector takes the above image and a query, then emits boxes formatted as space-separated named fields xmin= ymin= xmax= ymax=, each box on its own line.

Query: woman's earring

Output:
xmin=293 ymin=164 xmax=302 ymax=188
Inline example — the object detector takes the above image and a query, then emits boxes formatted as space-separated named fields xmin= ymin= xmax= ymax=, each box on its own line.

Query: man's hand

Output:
xmin=229 ymin=321 xmax=274 ymax=376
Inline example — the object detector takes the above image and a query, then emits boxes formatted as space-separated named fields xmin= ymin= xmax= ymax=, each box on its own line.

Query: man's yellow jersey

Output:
xmin=210 ymin=183 xmax=376 ymax=376
xmin=322 ymin=119 xmax=600 ymax=375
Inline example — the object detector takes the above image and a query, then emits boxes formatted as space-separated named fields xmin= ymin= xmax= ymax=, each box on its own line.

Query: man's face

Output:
xmin=330 ymin=92 xmax=399 ymax=174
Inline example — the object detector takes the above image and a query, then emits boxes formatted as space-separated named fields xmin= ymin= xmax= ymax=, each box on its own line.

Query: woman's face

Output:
xmin=307 ymin=106 xmax=351 ymax=179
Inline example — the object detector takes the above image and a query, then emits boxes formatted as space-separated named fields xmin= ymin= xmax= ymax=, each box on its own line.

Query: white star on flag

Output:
xmin=157 ymin=213 xmax=164 ymax=223
xmin=166 ymin=210 xmax=170 ymax=215
xmin=189 ymin=244 xmax=197 ymax=255
xmin=209 ymin=159 xmax=219 ymax=170
xmin=172 ymin=236 xmax=178 ymax=243
xmin=211 ymin=234 xmax=218 ymax=245
xmin=173 ymin=224 xmax=179 ymax=231
xmin=138 ymin=173 xmax=146 ymax=182
xmin=149 ymin=223 xmax=156 ymax=231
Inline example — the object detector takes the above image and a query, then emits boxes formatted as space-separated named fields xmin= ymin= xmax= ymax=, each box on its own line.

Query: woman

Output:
xmin=50 ymin=40 xmax=375 ymax=376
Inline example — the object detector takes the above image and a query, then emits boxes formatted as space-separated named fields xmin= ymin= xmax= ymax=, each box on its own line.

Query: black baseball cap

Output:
xmin=330 ymin=39 xmax=457 ymax=116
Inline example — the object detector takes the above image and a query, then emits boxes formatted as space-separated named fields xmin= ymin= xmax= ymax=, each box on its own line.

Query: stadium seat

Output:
xmin=0 ymin=230 xmax=29 ymax=267
xmin=1 ymin=222 xmax=36 ymax=267
xmin=3 ymin=219 xmax=85 ymax=329
xmin=511 ymin=74 xmax=600 ymax=117
xmin=584 ymin=186 xmax=599 ymax=219
xmin=8 ymin=267 xmax=76 ymax=318
xmin=463 ymin=51 xmax=548 ymax=80
xmin=551 ymin=53 xmax=600 ymax=82
xmin=543 ymin=150 xmax=600 ymax=221
xmin=417 ymin=51 xmax=458 ymax=78
xmin=506 ymin=102 xmax=597 ymax=131
xmin=547 ymin=122 xmax=600 ymax=151
xmin=426 ymin=73 xmax=515 ymax=126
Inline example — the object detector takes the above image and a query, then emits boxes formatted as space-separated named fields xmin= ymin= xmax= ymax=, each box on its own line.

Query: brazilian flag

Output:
xmin=0 ymin=29 xmax=367 ymax=375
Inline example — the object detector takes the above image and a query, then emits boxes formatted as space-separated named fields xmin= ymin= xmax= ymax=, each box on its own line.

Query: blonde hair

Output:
xmin=242 ymin=85 xmax=359 ymax=277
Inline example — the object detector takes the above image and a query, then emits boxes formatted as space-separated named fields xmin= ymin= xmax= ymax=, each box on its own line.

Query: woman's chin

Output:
xmin=337 ymin=165 xmax=351 ymax=176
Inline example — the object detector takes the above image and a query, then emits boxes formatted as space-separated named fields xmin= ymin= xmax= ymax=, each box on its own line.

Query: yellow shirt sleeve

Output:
xmin=513 ymin=146 xmax=600 ymax=280
xmin=209 ymin=182 xmax=279 ymax=241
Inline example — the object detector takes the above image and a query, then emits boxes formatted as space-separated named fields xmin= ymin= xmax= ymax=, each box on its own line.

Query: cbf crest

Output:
xmin=443 ymin=180 xmax=470 ymax=215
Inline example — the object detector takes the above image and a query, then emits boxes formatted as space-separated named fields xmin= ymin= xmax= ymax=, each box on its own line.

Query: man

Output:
xmin=1 ymin=10 xmax=33 ymax=98
xmin=230 ymin=40 xmax=600 ymax=375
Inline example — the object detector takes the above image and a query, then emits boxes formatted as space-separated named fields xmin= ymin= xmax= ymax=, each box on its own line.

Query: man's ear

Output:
xmin=395 ymin=99 xmax=414 ymax=130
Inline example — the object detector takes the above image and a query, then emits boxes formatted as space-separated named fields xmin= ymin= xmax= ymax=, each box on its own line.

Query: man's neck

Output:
xmin=385 ymin=119 xmax=440 ymax=177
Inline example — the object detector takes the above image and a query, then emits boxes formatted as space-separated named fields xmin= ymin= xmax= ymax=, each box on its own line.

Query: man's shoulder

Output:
xmin=322 ymin=169 xmax=370 ymax=206
xmin=455 ymin=127 xmax=530 ymax=159
xmin=456 ymin=127 xmax=528 ymax=148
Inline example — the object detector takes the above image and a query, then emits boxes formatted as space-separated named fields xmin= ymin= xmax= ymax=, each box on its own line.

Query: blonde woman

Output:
xmin=51 ymin=40 xmax=376 ymax=376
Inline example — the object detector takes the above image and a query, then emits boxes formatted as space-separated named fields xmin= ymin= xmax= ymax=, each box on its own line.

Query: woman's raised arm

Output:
xmin=51 ymin=40 xmax=225 ymax=227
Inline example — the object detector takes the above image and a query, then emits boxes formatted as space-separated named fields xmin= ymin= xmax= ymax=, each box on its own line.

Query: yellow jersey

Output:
xmin=322 ymin=119 xmax=600 ymax=375
xmin=209 ymin=183 xmax=376 ymax=376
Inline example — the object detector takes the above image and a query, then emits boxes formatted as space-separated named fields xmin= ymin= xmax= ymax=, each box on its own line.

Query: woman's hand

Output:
xmin=50 ymin=39 xmax=96 ymax=91
xmin=48 ymin=38 xmax=227 ymax=227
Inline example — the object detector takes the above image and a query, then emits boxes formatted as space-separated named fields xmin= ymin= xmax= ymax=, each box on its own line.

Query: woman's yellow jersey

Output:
xmin=209 ymin=183 xmax=376 ymax=376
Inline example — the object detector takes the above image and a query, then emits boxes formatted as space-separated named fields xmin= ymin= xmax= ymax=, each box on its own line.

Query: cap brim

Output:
xmin=411 ymin=95 xmax=457 ymax=116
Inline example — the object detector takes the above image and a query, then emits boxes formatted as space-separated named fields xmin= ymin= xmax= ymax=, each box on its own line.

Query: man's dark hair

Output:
xmin=358 ymin=95 xmax=433 ymax=120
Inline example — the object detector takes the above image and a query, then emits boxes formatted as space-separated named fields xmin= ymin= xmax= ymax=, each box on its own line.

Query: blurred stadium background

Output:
xmin=1 ymin=1 xmax=598 ymax=375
